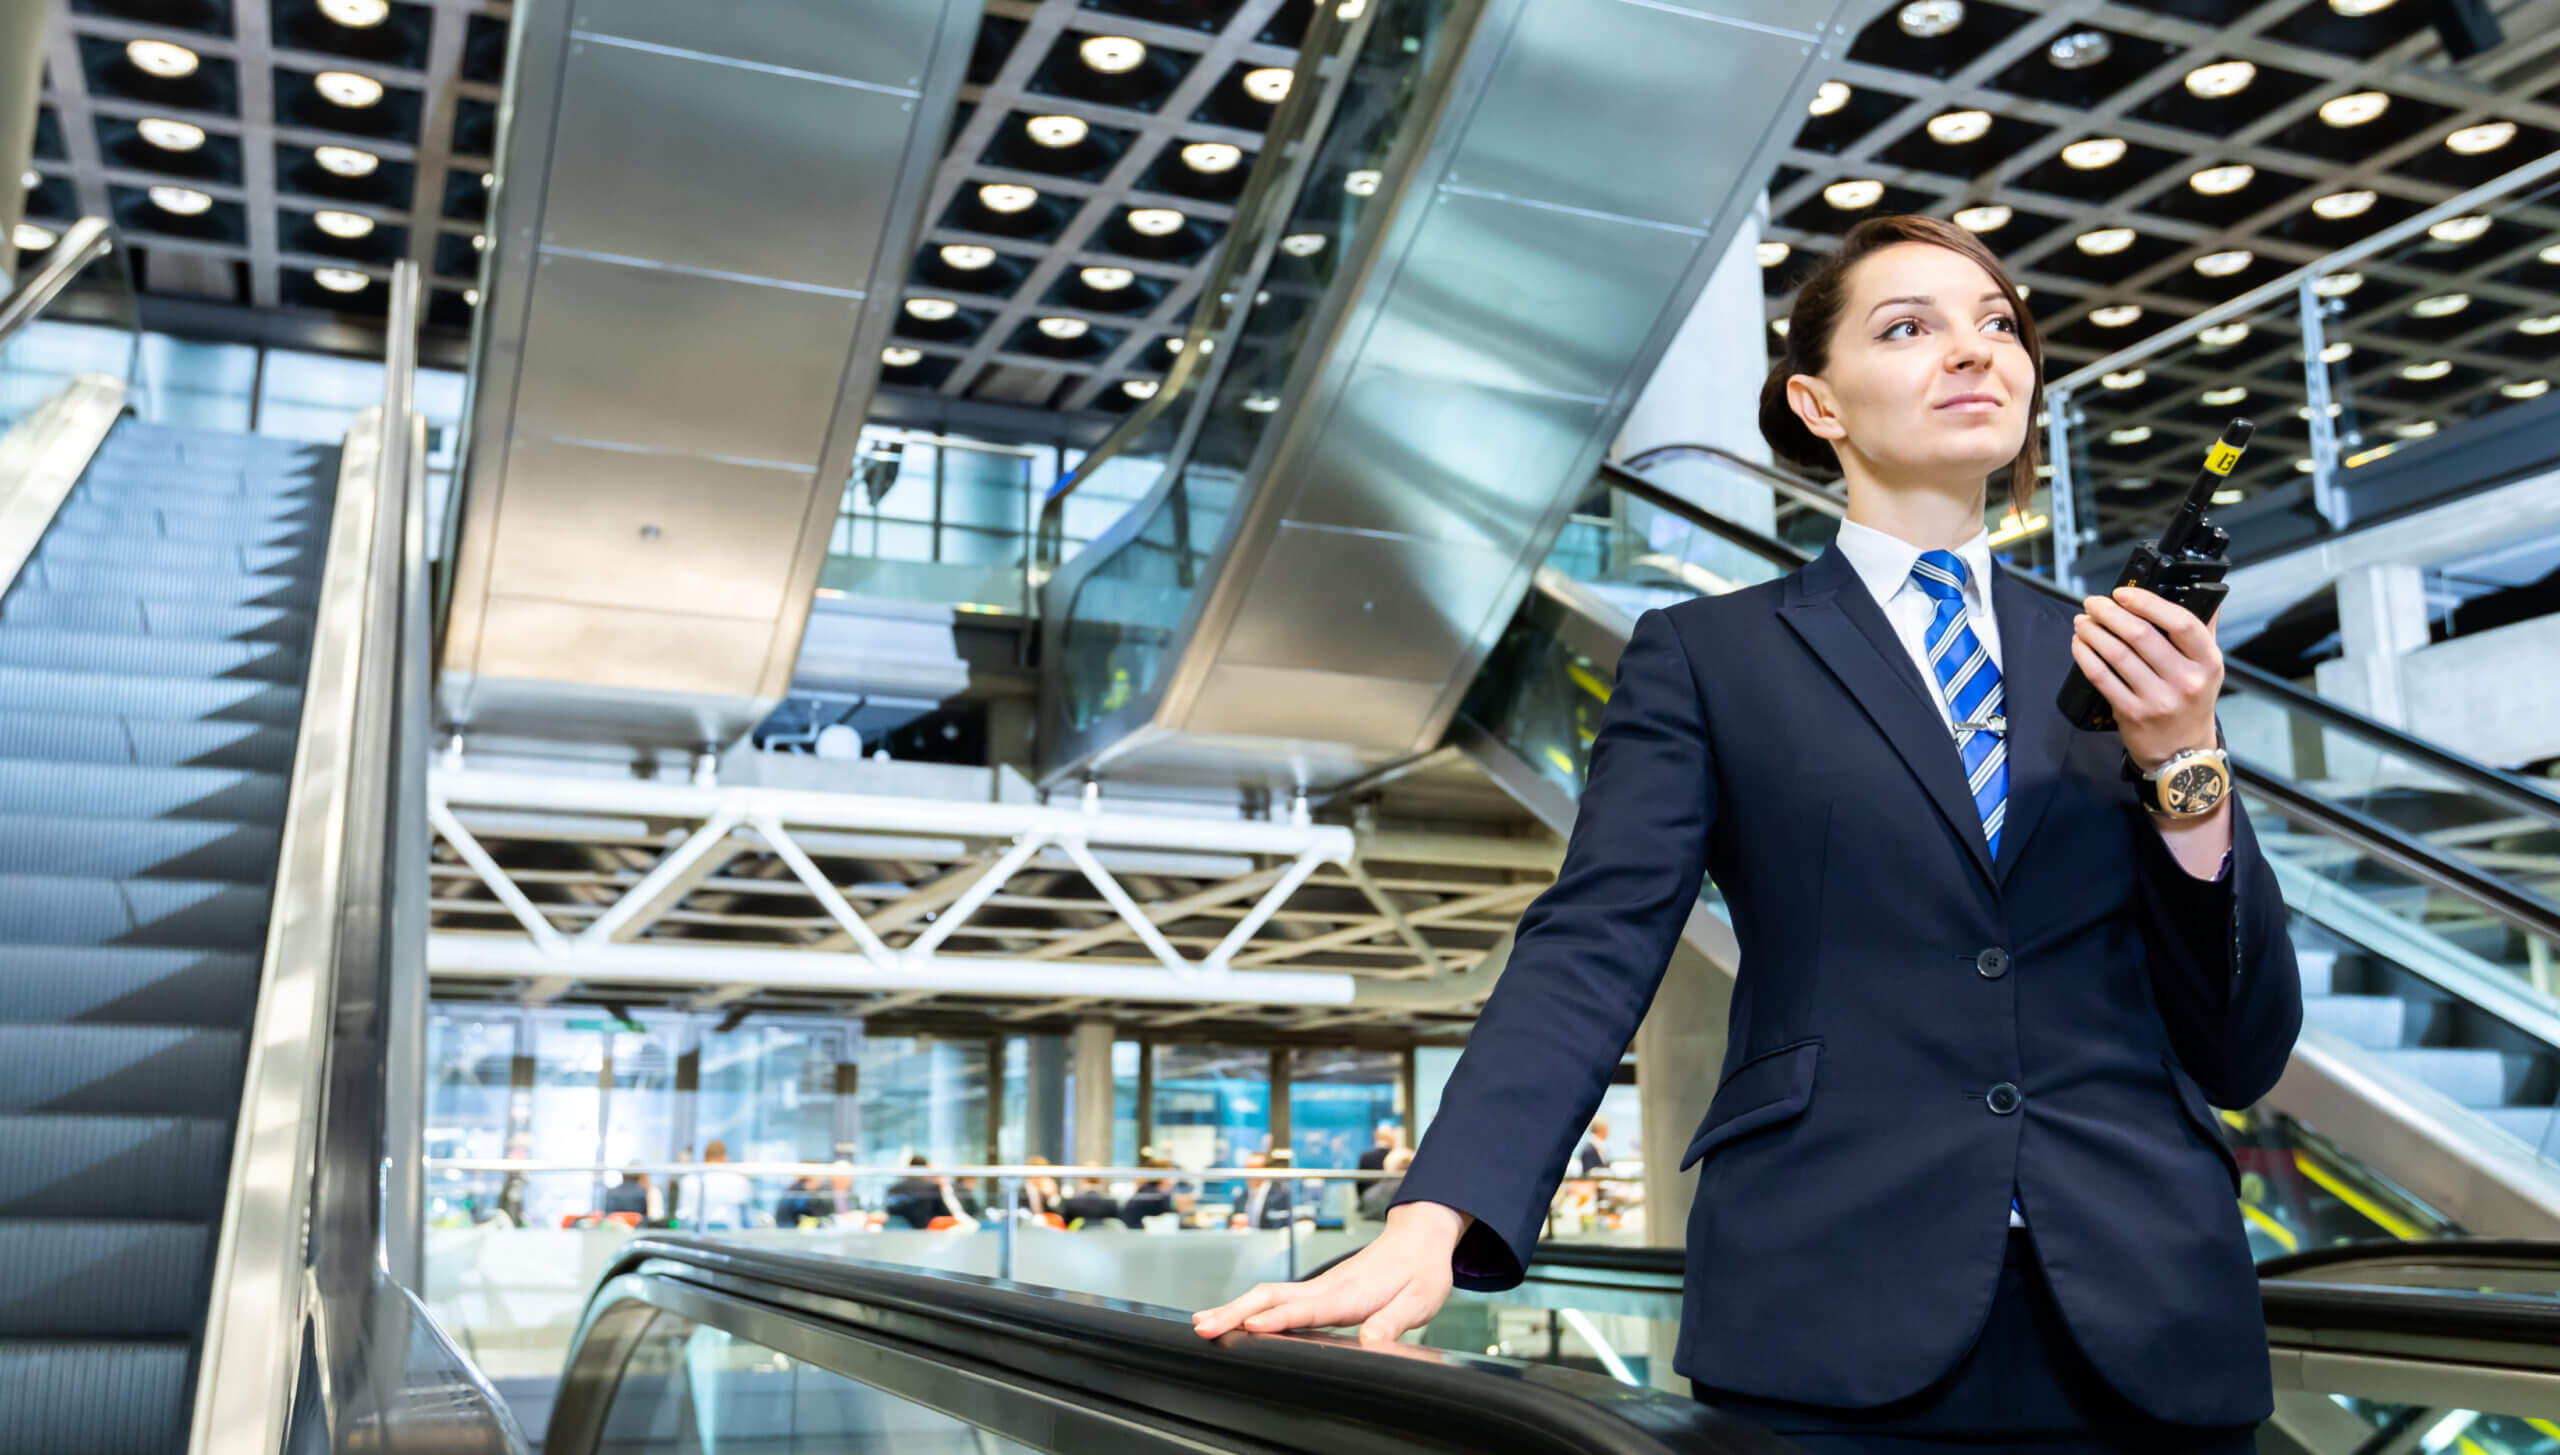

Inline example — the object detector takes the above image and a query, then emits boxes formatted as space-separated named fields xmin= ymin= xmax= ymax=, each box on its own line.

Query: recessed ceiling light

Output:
xmin=12 ymin=223 xmax=56 ymax=251
xmin=2295 ymin=458 xmax=2317 ymax=474
xmin=2448 ymin=121 xmax=2517 ymax=155
xmin=2189 ymin=163 xmax=2255 ymax=196
xmin=1025 ymin=115 xmax=1088 ymax=148
xmin=905 ymin=297 xmax=959 ymax=321
xmin=1123 ymin=380 xmax=1159 ymax=400
xmin=2062 ymin=137 xmax=2126 ymax=170
xmin=125 ymin=40 xmax=200 ymax=78
xmin=1757 ymin=241 xmax=1791 ymax=268
xmin=314 ymin=209 xmax=374 ymax=238
xmin=2091 ymin=303 xmax=2144 ymax=328
xmin=2102 ymin=368 xmax=2147 ymax=390
xmin=2330 ymin=0 xmax=2397 ymax=12
xmin=2518 ymin=314 xmax=2560 ymax=336
xmin=940 ymin=244 xmax=996 ymax=270
xmin=1243 ymin=67 xmax=1293 ymax=104
xmin=1809 ymin=81 xmax=1851 ymax=117
xmin=137 ymin=117 xmax=206 ymax=152
xmin=2194 ymin=249 xmax=2254 ymax=277
xmin=2211 ymin=488 xmax=2245 ymax=505
xmin=462 ymin=287 xmax=478 ymax=305
xmin=315 ymin=71 xmax=385 ymax=108
xmin=2319 ymin=92 xmax=2390 ymax=128
xmin=2541 ymin=244 xmax=2560 ymax=266
xmin=2201 ymin=386 xmax=2249 ymax=406
xmin=1080 ymin=265 xmax=1135 ymax=291
xmin=2313 ymin=271 xmax=2363 ymax=297
xmin=17 ymin=171 xmax=33 ymax=189
xmin=2429 ymin=214 xmax=2491 ymax=243
xmin=2320 ymin=341 xmax=2353 ymax=363
xmin=313 ymin=267 xmax=368 ymax=293
xmin=1771 ymin=318 xmax=1791 ymax=337
xmin=1079 ymin=36 xmax=1146 ymax=74
xmin=1927 ymin=110 xmax=1991 ymax=145
xmin=319 ymin=0 xmax=390 ymax=26
xmin=1164 ymin=338 xmax=1185 ymax=353
xmin=1242 ymin=392 xmax=1281 ymax=414
xmin=1824 ymin=179 xmax=1884 ymax=210
xmin=1128 ymin=207 xmax=1185 ymax=236
xmin=2411 ymin=293 xmax=2470 ymax=318
xmin=1897 ymin=0 xmax=1965 ymax=37
xmin=1182 ymin=142 xmax=1243 ymax=173
xmin=2312 ymin=190 xmax=2376 ymax=220
xmin=314 ymin=145 xmax=379 ymax=177
xmin=2076 ymin=227 xmax=2135 ymax=255
xmin=2184 ymin=61 xmax=2255 ymax=99
xmin=1037 ymin=317 xmax=1089 ymax=340
xmin=481 ymin=171 xmax=495 ymax=188
xmin=471 ymin=232 xmax=486 ymax=250
xmin=2400 ymin=359 xmax=2451 ymax=380
xmin=1279 ymin=233 xmax=1326 ymax=257
xmin=2392 ymin=419 xmax=2437 ymax=438
xmin=2199 ymin=322 xmax=2250 ymax=346
xmin=978 ymin=183 xmax=1039 ymax=213
xmin=148 ymin=185 xmax=213 ymax=216
xmin=2047 ymin=30 xmax=2111 ymax=69
xmin=2502 ymin=379 xmax=2549 ymax=399
xmin=1953 ymin=204 xmax=2010 ymax=232
xmin=882 ymin=346 xmax=923 ymax=367
xmin=2108 ymin=425 xmax=2152 ymax=445
xmin=2015 ymin=283 xmax=2030 ymax=299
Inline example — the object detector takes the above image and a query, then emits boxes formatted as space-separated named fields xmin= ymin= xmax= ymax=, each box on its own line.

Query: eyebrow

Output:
xmin=1866 ymin=291 xmax=2012 ymax=319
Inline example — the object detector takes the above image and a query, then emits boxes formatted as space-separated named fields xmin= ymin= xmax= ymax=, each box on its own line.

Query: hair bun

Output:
xmin=1758 ymin=355 xmax=1840 ymax=477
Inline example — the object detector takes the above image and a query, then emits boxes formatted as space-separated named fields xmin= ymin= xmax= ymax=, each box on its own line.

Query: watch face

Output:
xmin=2164 ymin=761 xmax=2228 ymax=815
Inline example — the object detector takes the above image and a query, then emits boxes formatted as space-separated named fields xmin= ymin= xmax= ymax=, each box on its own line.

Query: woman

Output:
xmin=1194 ymin=215 xmax=2301 ymax=1453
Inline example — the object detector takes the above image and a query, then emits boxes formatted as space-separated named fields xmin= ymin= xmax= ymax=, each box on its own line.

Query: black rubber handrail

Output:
xmin=570 ymin=1236 xmax=1788 ymax=1454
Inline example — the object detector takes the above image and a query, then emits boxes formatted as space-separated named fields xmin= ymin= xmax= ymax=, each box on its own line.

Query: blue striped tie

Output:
xmin=1911 ymin=551 xmax=2006 ymax=859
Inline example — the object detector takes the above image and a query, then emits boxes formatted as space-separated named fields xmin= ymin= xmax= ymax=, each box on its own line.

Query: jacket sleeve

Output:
xmin=2136 ymin=762 xmax=2302 ymax=1109
xmin=1389 ymin=606 xmax=1714 ymax=1290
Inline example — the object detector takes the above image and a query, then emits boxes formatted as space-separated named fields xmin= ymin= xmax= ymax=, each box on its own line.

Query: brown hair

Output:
xmin=1758 ymin=214 xmax=2043 ymax=522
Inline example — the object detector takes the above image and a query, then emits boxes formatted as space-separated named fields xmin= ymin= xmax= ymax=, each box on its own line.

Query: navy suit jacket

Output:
xmin=1393 ymin=544 xmax=2302 ymax=1427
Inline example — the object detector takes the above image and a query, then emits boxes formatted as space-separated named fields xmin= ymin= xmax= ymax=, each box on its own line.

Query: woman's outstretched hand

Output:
xmin=1192 ymin=1200 xmax=1469 ymax=1348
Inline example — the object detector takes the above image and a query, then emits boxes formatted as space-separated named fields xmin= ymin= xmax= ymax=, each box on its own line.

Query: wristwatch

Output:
xmin=2124 ymin=746 xmax=2233 ymax=818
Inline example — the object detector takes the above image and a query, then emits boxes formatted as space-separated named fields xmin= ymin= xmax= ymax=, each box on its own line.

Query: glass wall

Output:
xmin=849 ymin=1035 xmax=989 ymax=1168
xmin=1149 ymin=1043 xmax=1271 ymax=1173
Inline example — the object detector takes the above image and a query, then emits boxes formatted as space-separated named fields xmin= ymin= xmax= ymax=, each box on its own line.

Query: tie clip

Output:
xmin=1953 ymin=714 xmax=2006 ymax=737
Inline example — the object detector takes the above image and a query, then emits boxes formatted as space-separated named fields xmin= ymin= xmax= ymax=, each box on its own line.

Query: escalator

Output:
xmin=1459 ymin=455 xmax=2560 ymax=1250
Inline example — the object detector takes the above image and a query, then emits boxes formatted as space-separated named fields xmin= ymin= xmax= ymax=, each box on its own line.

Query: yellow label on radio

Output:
xmin=2205 ymin=442 xmax=2243 ymax=475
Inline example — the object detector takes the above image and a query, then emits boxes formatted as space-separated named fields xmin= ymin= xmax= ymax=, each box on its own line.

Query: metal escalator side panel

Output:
xmin=440 ymin=0 xmax=984 ymax=754
xmin=0 ymin=374 xmax=126 ymax=592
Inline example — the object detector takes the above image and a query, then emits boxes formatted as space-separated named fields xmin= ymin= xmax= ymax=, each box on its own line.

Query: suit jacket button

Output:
xmin=1987 ymin=1082 xmax=2022 ymax=1115
xmin=1977 ymin=947 xmax=2010 ymax=978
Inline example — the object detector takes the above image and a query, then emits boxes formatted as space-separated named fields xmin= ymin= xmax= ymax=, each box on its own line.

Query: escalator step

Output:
xmin=2371 ymin=1047 xmax=2516 ymax=1108
xmin=0 ymin=1222 xmax=208 ymax=1334
xmin=3 ymin=594 xmax=315 ymax=643
xmin=0 ymin=1026 xmax=247 ymax=1115
xmin=34 ymin=534 xmax=317 ymax=579
xmin=0 ymin=817 xmax=280 ymax=882
xmin=2300 ymin=994 xmax=2406 ymax=1051
xmin=0 ymin=1116 xmax=229 ymax=1219
xmin=2476 ymin=1106 xmax=2556 ymax=1151
xmin=0 ymin=762 xmax=287 ymax=822
xmin=0 ymin=947 xmax=260 ymax=1028
xmin=8 ymin=561 xmax=318 ymax=610
xmin=66 ymin=483 xmax=322 ymax=522
xmin=0 ymin=629 xmax=308 ymax=685
xmin=0 ymin=709 xmax=294 ymax=772
xmin=0 ymin=875 xmax=273 ymax=950
xmin=0 ymin=1341 xmax=189 ymax=1455
xmin=0 ymin=667 xmax=302 ymax=728
xmin=47 ymin=503 xmax=324 ymax=547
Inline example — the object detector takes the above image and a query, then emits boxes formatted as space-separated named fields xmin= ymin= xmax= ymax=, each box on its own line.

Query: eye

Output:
xmin=1985 ymin=314 xmax=2020 ymax=336
xmin=1881 ymin=319 xmax=1921 ymax=340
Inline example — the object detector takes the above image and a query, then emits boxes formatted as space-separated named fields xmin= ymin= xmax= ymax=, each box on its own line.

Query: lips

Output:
xmin=1937 ymin=393 xmax=2003 ymax=410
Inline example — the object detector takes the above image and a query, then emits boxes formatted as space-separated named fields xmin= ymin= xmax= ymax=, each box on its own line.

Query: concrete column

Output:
xmin=0 ymin=4 xmax=40 ymax=289
xmin=1615 ymin=195 xmax=1777 ymax=587
xmin=1072 ymin=1018 xmax=1115 ymax=1166
xmin=1634 ymin=909 xmax=1736 ymax=1393
xmin=2313 ymin=562 xmax=2429 ymax=785
xmin=1024 ymin=1033 xmax=1068 ymax=1162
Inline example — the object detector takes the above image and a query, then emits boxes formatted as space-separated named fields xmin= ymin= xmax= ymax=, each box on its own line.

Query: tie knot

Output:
xmin=1911 ymin=550 xmax=1970 ymax=603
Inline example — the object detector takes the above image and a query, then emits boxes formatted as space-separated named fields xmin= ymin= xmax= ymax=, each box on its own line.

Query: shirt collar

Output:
xmin=1833 ymin=516 xmax=1996 ymax=614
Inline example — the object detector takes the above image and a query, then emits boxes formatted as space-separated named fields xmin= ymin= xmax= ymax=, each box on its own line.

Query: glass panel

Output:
xmin=257 ymin=350 xmax=387 ymax=441
xmin=1150 ymin=1044 xmax=1270 ymax=1222
xmin=137 ymin=332 xmax=256 ymax=431
xmin=425 ymin=1013 xmax=521 ymax=1231
xmin=1289 ymin=1047 xmax=1400 ymax=1226
xmin=851 ymin=1037 xmax=989 ymax=1169
xmin=594 ymin=1315 xmax=1041 ymax=1455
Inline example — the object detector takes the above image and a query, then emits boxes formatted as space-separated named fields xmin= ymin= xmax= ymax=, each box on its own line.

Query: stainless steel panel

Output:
xmin=477 ymin=596 xmax=785 ymax=696
xmin=1448 ymin=0 xmax=1816 ymax=230
xmin=1276 ymin=370 xmax=1599 ymax=551
xmin=543 ymin=38 xmax=910 ymax=292
xmin=485 ymin=441 xmax=818 ymax=621
xmin=1185 ymin=664 xmax=1451 ymax=750
xmin=511 ymin=252 xmax=858 ymax=464
xmin=1217 ymin=524 xmax=1518 ymax=680
xmin=576 ymin=0 xmax=941 ymax=89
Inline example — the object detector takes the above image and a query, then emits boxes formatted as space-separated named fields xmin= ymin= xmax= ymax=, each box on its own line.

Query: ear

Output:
xmin=1786 ymin=372 xmax=1846 ymax=444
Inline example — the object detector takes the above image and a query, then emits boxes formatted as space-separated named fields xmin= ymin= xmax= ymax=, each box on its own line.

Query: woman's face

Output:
xmin=1790 ymin=241 xmax=2034 ymax=488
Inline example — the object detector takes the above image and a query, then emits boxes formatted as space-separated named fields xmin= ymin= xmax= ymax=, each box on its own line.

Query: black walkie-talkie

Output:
xmin=2057 ymin=417 xmax=2252 ymax=732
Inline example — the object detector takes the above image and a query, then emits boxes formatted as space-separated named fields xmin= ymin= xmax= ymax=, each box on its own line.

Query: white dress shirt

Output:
xmin=1831 ymin=518 xmax=2027 ymax=1229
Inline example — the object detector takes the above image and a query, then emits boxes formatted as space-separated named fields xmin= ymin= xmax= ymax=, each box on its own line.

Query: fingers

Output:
xmin=2075 ymin=604 xmax=2167 ymax=705
xmin=2112 ymin=584 xmax=2224 ymax=649
xmin=2070 ymin=635 xmax=2137 ymax=719
xmin=1358 ymin=1282 xmax=1446 ymax=1349
xmin=1193 ymin=1281 xmax=1291 ymax=1340
xmin=2080 ymin=593 xmax=2186 ymax=691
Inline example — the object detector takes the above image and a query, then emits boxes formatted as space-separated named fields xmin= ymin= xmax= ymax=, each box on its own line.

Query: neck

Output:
xmin=1838 ymin=452 xmax=1989 ymax=551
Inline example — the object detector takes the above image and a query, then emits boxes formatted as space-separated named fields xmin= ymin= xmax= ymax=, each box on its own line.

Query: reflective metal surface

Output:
xmin=442 ymin=0 xmax=983 ymax=754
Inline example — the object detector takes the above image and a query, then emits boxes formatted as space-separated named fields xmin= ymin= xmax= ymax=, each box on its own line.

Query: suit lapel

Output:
xmin=1778 ymin=546 xmax=1997 ymax=891
xmin=1991 ymin=564 xmax=2076 ymax=885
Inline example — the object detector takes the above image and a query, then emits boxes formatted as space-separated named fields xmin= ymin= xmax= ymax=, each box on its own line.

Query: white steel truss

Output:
xmin=427 ymin=769 xmax=1556 ymax=1024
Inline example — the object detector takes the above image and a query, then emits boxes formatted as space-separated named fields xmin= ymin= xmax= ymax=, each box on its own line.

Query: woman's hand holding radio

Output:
xmin=2070 ymin=584 xmax=2224 ymax=774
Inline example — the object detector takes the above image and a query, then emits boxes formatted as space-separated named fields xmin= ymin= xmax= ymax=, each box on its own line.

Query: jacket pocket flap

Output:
xmin=1681 ymin=1038 xmax=1820 ymax=1171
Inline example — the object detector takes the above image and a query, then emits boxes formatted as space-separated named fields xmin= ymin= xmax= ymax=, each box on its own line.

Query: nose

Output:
xmin=1946 ymin=333 xmax=1992 ymax=372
